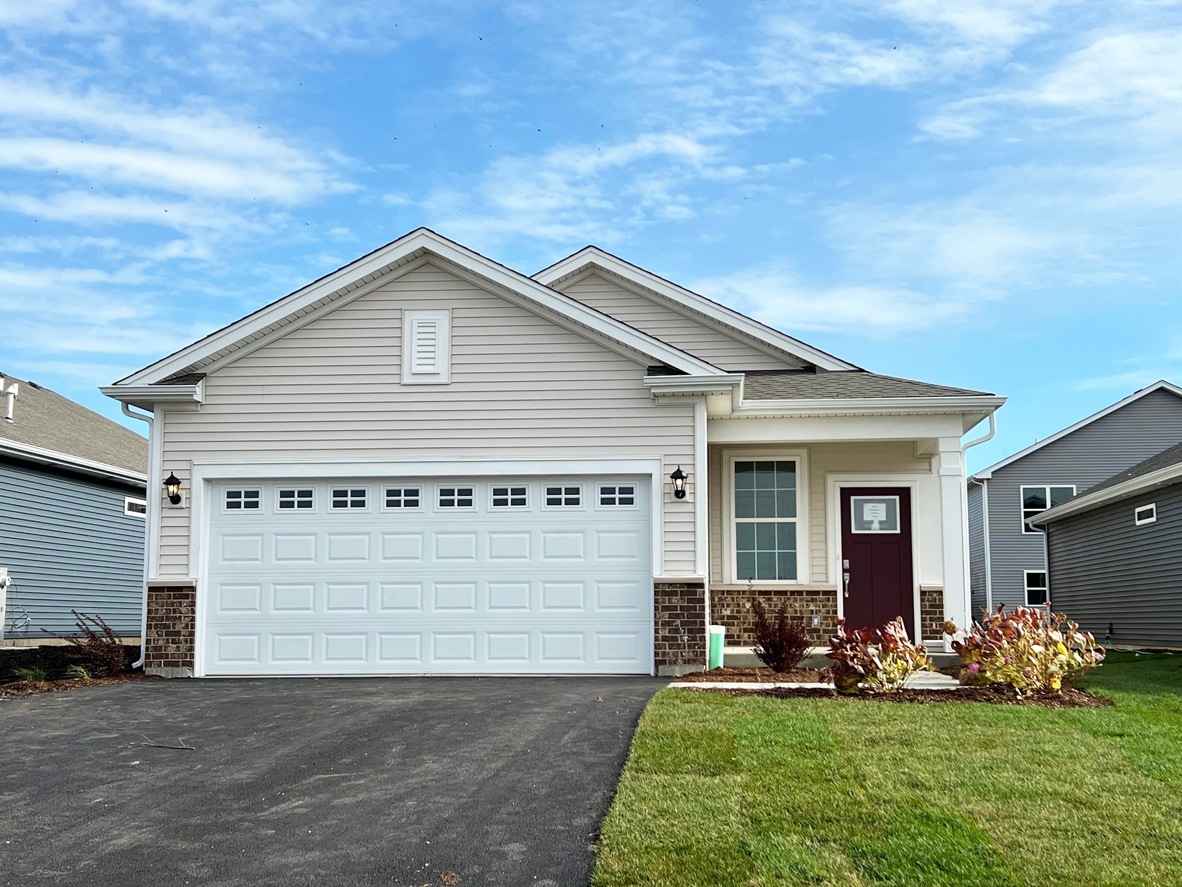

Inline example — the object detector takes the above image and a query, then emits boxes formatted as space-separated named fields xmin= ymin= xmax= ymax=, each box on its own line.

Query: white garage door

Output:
xmin=201 ymin=476 xmax=652 ymax=675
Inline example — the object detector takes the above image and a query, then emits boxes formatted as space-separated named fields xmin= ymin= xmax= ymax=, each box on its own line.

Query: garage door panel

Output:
xmin=204 ymin=476 xmax=652 ymax=675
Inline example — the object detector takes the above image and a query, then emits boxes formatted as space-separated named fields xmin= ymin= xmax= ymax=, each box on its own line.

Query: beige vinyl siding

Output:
xmin=557 ymin=272 xmax=803 ymax=371
xmin=709 ymin=442 xmax=931 ymax=584
xmin=158 ymin=261 xmax=697 ymax=577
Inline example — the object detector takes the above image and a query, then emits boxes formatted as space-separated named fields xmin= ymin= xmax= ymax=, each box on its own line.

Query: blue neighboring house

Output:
xmin=0 ymin=372 xmax=147 ymax=642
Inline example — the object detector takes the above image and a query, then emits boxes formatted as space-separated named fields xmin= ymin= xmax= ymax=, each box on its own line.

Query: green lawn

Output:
xmin=594 ymin=653 xmax=1182 ymax=887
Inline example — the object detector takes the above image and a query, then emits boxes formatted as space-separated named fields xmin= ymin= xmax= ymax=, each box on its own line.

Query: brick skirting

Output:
xmin=710 ymin=586 xmax=838 ymax=647
xmin=146 ymin=584 xmax=196 ymax=677
xmin=653 ymin=579 xmax=707 ymax=675
xmin=920 ymin=587 xmax=945 ymax=642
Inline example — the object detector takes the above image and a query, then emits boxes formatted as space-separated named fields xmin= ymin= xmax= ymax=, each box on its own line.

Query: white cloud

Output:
xmin=0 ymin=191 xmax=249 ymax=231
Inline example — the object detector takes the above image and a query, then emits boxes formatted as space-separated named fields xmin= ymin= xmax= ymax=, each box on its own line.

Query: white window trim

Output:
xmin=722 ymin=450 xmax=809 ymax=585
xmin=401 ymin=308 xmax=451 ymax=385
xmin=542 ymin=483 xmax=584 ymax=510
xmin=124 ymin=496 xmax=147 ymax=517
xmin=222 ymin=488 xmax=262 ymax=513
xmin=489 ymin=483 xmax=530 ymax=510
xmin=435 ymin=483 xmax=477 ymax=511
xmin=381 ymin=485 xmax=424 ymax=512
xmin=1020 ymin=484 xmax=1076 ymax=534
xmin=1134 ymin=503 xmax=1157 ymax=526
xmin=329 ymin=486 xmax=369 ymax=511
xmin=595 ymin=481 xmax=640 ymax=511
xmin=1023 ymin=569 xmax=1049 ymax=606
xmin=276 ymin=487 xmax=315 ymax=511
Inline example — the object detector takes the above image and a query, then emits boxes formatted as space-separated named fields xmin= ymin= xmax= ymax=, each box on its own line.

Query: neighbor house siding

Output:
xmin=156 ymin=261 xmax=699 ymax=578
xmin=708 ymin=441 xmax=933 ymax=585
xmin=1047 ymin=483 xmax=1182 ymax=648
xmin=556 ymin=272 xmax=801 ymax=371
xmin=0 ymin=458 xmax=145 ymax=638
xmin=968 ymin=482 xmax=986 ymax=618
xmin=982 ymin=388 xmax=1182 ymax=608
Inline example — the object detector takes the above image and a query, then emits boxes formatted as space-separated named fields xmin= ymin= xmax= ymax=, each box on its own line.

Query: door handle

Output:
xmin=843 ymin=571 xmax=850 ymax=598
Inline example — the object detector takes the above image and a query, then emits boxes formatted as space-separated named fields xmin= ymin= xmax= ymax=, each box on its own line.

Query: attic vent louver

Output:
xmin=402 ymin=309 xmax=451 ymax=384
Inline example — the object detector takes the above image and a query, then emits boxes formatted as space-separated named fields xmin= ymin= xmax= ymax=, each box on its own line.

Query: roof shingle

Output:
xmin=742 ymin=370 xmax=991 ymax=400
xmin=1081 ymin=440 xmax=1182 ymax=497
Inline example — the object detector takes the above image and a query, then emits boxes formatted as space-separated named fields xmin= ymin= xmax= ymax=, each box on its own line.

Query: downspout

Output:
xmin=962 ymin=412 xmax=997 ymax=621
xmin=121 ymin=402 xmax=154 ymax=669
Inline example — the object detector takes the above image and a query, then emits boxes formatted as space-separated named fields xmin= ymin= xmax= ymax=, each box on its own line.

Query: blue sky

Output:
xmin=1 ymin=1 xmax=1179 ymax=472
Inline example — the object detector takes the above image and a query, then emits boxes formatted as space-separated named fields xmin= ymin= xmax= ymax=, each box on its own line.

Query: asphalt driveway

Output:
xmin=0 ymin=676 xmax=663 ymax=887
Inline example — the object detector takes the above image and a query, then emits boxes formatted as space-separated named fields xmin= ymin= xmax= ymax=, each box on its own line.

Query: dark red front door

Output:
xmin=840 ymin=487 xmax=915 ymax=639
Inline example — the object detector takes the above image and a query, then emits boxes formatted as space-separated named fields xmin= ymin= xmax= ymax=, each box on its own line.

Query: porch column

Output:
xmin=937 ymin=437 xmax=970 ymax=641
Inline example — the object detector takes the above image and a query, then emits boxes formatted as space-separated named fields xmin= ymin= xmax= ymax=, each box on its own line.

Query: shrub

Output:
xmin=946 ymin=604 xmax=1104 ymax=695
xmin=750 ymin=597 xmax=813 ymax=673
xmin=64 ymin=664 xmax=91 ymax=680
xmin=826 ymin=617 xmax=932 ymax=694
xmin=44 ymin=611 xmax=126 ymax=678
xmin=12 ymin=665 xmax=47 ymax=682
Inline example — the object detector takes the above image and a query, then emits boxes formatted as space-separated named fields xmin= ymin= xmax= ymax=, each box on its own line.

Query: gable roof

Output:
xmin=970 ymin=380 xmax=1182 ymax=481
xmin=742 ymin=370 xmax=990 ymax=400
xmin=533 ymin=246 xmax=859 ymax=372
xmin=0 ymin=372 xmax=147 ymax=481
xmin=109 ymin=228 xmax=726 ymax=390
xmin=1032 ymin=440 xmax=1182 ymax=526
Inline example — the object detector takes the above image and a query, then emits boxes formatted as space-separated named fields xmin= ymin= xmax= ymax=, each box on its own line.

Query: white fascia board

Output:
xmin=99 ymin=382 xmax=204 ymax=404
xmin=112 ymin=229 xmax=720 ymax=388
xmin=969 ymin=380 xmax=1182 ymax=482
xmin=1031 ymin=462 xmax=1182 ymax=525
xmin=0 ymin=439 xmax=147 ymax=486
xmin=644 ymin=374 xmax=744 ymax=396
xmin=731 ymin=395 xmax=1006 ymax=418
xmin=534 ymin=246 xmax=859 ymax=372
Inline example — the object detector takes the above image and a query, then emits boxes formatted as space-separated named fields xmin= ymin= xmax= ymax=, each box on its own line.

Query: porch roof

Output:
xmin=742 ymin=370 xmax=992 ymax=401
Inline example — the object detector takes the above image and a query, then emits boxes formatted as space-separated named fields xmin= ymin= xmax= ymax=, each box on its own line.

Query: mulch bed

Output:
xmin=0 ymin=673 xmax=161 ymax=700
xmin=691 ymin=684 xmax=1113 ymax=708
xmin=675 ymin=666 xmax=834 ymax=683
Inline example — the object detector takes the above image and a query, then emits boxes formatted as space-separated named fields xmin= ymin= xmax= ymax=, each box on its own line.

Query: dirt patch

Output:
xmin=691 ymin=684 xmax=1113 ymax=708
xmin=0 ymin=673 xmax=161 ymax=700
xmin=675 ymin=666 xmax=833 ymax=684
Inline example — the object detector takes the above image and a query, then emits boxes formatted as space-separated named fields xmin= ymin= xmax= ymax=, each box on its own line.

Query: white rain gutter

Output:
xmin=121 ymin=402 xmax=155 ymax=669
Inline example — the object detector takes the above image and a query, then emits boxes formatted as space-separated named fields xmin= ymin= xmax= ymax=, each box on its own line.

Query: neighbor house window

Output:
xmin=733 ymin=460 xmax=798 ymax=582
xmin=545 ymin=486 xmax=581 ymax=507
xmin=1135 ymin=503 xmax=1157 ymax=526
xmin=330 ymin=488 xmax=367 ymax=509
xmin=277 ymin=489 xmax=314 ymax=510
xmin=1021 ymin=485 xmax=1075 ymax=533
xmin=385 ymin=487 xmax=421 ymax=509
xmin=225 ymin=489 xmax=261 ymax=510
xmin=438 ymin=486 xmax=474 ymax=508
xmin=599 ymin=484 xmax=636 ymax=507
xmin=1024 ymin=570 xmax=1049 ymax=605
xmin=124 ymin=497 xmax=147 ymax=517
xmin=491 ymin=486 xmax=527 ymax=508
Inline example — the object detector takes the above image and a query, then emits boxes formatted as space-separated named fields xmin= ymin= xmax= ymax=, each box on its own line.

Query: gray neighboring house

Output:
xmin=967 ymin=380 xmax=1182 ymax=618
xmin=0 ymin=373 xmax=148 ymax=643
xmin=1031 ymin=441 xmax=1182 ymax=649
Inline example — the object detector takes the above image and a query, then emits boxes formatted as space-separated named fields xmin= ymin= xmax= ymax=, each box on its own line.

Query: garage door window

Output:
xmin=277 ymin=489 xmax=314 ymax=510
xmin=331 ymin=488 xmax=367 ymax=510
xmin=384 ymin=487 xmax=421 ymax=509
xmin=545 ymin=485 xmax=582 ymax=507
xmin=491 ymin=485 xmax=528 ymax=508
xmin=225 ymin=489 xmax=260 ymax=510
xmin=599 ymin=484 xmax=636 ymax=507
xmin=438 ymin=486 xmax=475 ymax=508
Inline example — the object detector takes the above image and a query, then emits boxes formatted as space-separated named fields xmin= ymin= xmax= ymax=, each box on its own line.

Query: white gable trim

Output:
xmin=1031 ymin=462 xmax=1182 ymax=526
xmin=970 ymin=381 xmax=1182 ymax=481
xmin=533 ymin=246 xmax=859 ymax=372
xmin=111 ymin=229 xmax=723 ymax=388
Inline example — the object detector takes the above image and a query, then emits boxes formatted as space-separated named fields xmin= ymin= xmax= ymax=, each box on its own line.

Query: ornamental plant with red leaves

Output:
xmin=945 ymin=604 xmax=1105 ymax=696
xmin=826 ymin=616 xmax=932 ymax=695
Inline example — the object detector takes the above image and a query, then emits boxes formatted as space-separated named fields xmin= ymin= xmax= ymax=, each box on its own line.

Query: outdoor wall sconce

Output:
xmin=164 ymin=472 xmax=183 ymax=505
xmin=670 ymin=466 xmax=688 ymax=499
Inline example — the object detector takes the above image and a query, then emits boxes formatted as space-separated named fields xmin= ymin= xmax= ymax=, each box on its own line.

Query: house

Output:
xmin=1030 ymin=440 xmax=1182 ymax=649
xmin=0 ymin=373 xmax=148 ymax=644
xmin=967 ymin=381 xmax=1182 ymax=618
xmin=100 ymin=228 xmax=1003 ymax=677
